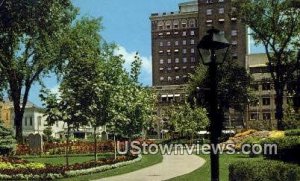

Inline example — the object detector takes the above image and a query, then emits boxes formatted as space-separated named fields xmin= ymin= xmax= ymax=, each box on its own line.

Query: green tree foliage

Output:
xmin=188 ymin=61 xmax=252 ymax=114
xmin=111 ymin=55 xmax=156 ymax=141
xmin=0 ymin=120 xmax=16 ymax=156
xmin=169 ymin=101 xmax=209 ymax=140
xmin=40 ymin=17 xmax=102 ymax=166
xmin=0 ymin=0 xmax=77 ymax=142
xmin=43 ymin=126 xmax=53 ymax=141
xmin=233 ymin=0 xmax=300 ymax=130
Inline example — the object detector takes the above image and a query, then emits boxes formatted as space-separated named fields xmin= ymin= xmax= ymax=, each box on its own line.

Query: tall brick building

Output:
xmin=150 ymin=0 xmax=248 ymax=134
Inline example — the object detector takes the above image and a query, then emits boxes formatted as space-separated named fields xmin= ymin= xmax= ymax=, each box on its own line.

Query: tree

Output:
xmin=169 ymin=101 xmax=209 ymax=143
xmin=0 ymin=0 xmax=77 ymax=142
xmin=233 ymin=0 xmax=300 ymax=130
xmin=0 ymin=120 xmax=16 ymax=156
xmin=188 ymin=60 xmax=252 ymax=130
xmin=40 ymin=17 xmax=102 ymax=166
xmin=111 ymin=55 xmax=156 ymax=148
xmin=43 ymin=126 xmax=53 ymax=142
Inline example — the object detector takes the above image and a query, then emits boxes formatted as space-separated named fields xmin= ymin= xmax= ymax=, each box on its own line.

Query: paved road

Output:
xmin=95 ymin=152 xmax=205 ymax=181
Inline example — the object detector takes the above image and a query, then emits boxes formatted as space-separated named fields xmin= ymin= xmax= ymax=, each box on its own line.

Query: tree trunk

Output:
xmin=66 ymin=125 xmax=70 ymax=167
xmin=114 ymin=134 xmax=117 ymax=160
xmin=275 ymin=88 xmax=284 ymax=130
xmin=94 ymin=126 xmax=97 ymax=163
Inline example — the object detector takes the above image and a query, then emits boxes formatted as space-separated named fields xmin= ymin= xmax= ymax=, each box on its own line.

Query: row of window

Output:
xmin=206 ymin=7 xmax=225 ymax=15
xmin=250 ymin=112 xmax=271 ymax=121
xmin=159 ymin=66 xmax=196 ymax=72
xmin=157 ymin=30 xmax=196 ymax=37
xmin=160 ymin=75 xmax=189 ymax=81
xmin=206 ymin=0 xmax=225 ymax=3
xmin=159 ymin=57 xmax=196 ymax=64
xmin=156 ymin=19 xmax=197 ymax=31
xmin=159 ymin=38 xmax=196 ymax=47
xmin=159 ymin=47 xmax=195 ymax=54
xmin=159 ymin=39 xmax=237 ymax=47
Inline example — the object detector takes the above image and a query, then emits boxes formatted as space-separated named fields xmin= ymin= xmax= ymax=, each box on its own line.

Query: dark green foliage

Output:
xmin=229 ymin=159 xmax=300 ymax=181
xmin=261 ymin=136 xmax=300 ymax=164
xmin=0 ymin=121 xmax=16 ymax=156
xmin=285 ymin=129 xmax=300 ymax=136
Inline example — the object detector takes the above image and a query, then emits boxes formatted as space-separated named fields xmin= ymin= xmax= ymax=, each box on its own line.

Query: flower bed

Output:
xmin=0 ymin=155 xmax=141 ymax=180
xmin=16 ymin=141 xmax=114 ymax=155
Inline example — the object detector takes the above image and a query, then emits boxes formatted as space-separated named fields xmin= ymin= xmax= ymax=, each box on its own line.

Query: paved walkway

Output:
xmin=95 ymin=152 xmax=205 ymax=181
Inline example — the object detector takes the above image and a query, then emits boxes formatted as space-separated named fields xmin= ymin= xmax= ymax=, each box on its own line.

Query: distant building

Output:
xmin=150 ymin=0 xmax=247 ymax=136
xmin=245 ymin=53 xmax=293 ymax=130
xmin=1 ymin=100 xmax=65 ymax=138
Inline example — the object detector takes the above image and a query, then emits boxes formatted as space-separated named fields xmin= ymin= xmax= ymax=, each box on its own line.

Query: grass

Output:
xmin=22 ymin=153 xmax=113 ymax=165
xmin=59 ymin=153 xmax=163 ymax=181
xmin=168 ymin=154 xmax=263 ymax=181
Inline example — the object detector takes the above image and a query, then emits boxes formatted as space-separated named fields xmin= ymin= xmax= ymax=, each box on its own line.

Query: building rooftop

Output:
xmin=150 ymin=0 xmax=198 ymax=18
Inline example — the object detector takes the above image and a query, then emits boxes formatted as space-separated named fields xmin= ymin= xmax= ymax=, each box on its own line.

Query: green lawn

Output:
xmin=23 ymin=153 xmax=113 ymax=165
xmin=168 ymin=154 xmax=263 ymax=181
xmin=59 ymin=153 xmax=163 ymax=181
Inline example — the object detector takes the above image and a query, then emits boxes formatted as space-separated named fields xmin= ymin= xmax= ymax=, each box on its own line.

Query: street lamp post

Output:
xmin=197 ymin=28 xmax=230 ymax=181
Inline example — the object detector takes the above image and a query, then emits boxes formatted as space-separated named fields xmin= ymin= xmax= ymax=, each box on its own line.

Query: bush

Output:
xmin=260 ymin=136 xmax=300 ymax=164
xmin=241 ymin=136 xmax=262 ymax=157
xmin=229 ymin=159 xmax=300 ymax=181
xmin=285 ymin=129 xmax=300 ymax=136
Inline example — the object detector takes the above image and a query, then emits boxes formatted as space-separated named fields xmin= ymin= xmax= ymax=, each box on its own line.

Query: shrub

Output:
xmin=269 ymin=131 xmax=284 ymax=138
xmin=285 ymin=129 xmax=300 ymax=136
xmin=229 ymin=160 xmax=300 ymax=181
xmin=240 ymin=136 xmax=262 ymax=157
xmin=260 ymin=136 xmax=300 ymax=164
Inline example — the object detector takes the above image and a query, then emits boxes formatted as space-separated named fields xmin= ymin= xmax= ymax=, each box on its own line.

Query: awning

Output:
xmin=161 ymin=95 xmax=167 ymax=98
xmin=174 ymin=94 xmax=180 ymax=97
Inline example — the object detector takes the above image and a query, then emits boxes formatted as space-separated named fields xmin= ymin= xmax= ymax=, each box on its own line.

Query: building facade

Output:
xmin=245 ymin=53 xmax=293 ymax=130
xmin=198 ymin=0 xmax=247 ymax=67
xmin=150 ymin=1 xmax=200 ymax=86
xmin=150 ymin=0 xmax=247 ymax=135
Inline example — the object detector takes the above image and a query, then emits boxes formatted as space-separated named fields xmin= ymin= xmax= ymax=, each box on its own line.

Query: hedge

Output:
xmin=229 ymin=159 xmax=300 ymax=181
xmin=260 ymin=136 xmax=300 ymax=164
xmin=285 ymin=129 xmax=300 ymax=136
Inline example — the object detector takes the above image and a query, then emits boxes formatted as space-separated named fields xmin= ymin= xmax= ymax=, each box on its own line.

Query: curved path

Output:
xmin=95 ymin=152 xmax=205 ymax=181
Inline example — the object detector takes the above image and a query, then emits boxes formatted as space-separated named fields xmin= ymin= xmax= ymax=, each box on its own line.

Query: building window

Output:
xmin=175 ymin=76 xmax=180 ymax=80
xmin=191 ymin=66 xmax=195 ymax=69
xmin=191 ymin=48 xmax=195 ymax=54
xmin=175 ymin=41 xmax=179 ymax=46
xmin=183 ymin=58 xmax=187 ymax=63
xmin=183 ymin=40 xmax=187 ymax=45
xmin=181 ymin=20 xmax=187 ymax=28
xmin=189 ymin=19 xmax=196 ymax=28
xmin=263 ymin=113 xmax=271 ymax=120
xmin=232 ymin=40 xmax=238 ymax=45
xmin=191 ymin=57 xmax=196 ymax=62
xmin=175 ymin=58 xmax=179 ymax=63
xmin=159 ymin=42 xmax=163 ymax=47
xmin=167 ymin=41 xmax=171 ymax=46
xmin=168 ymin=76 xmax=172 ymax=81
xmin=159 ymin=67 xmax=164 ymax=71
xmin=206 ymin=9 xmax=212 ymax=15
xmin=251 ymin=84 xmax=259 ymax=91
xmin=207 ymin=0 xmax=213 ymax=3
xmin=173 ymin=20 xmax=179 ymax=29
xmin=262 ymin=83 xmax=271 ymax=90
xmin=174 ymin=66 xmax=180 ymax=71
xmin=29 ymin=117 xmax=33 ymax=126
xmin=182 ymin=31 xmax=187 ymax=36
xmin=167 ymin=49 xmax=171 ymax=53
xmin=167 ymin=67 xmax=172 ymax=71
xmin=183 ymin=49 xmax=187 ymax=54
xmin=182 ymin=66 xmax=187 ymax=71
xmin=166 ymin=32 xmax=171 ymax=35
xmin=158 ymin=21 xmax=164 ymax=30
xmin=190 ymin=30 xmax=195 ymax=36
xmin=174 ymin=31 xmax=179 ymax=35
xmin=219 ymin=8 xmax=224 ymax=14
xmin=174 ymin=49 xmax=179 ymax=53
xmin=165 ymin=21 xmax=171 ymax=29
xmin=38 ymin=116 xmax=42 ymax=126
xmin=250 ymin=113 xmax=259 ymax=120
xmin=160 ymin=59 xmax=164 ymax=64
xmin=190 ymin=39 xmax=195 ymax=45
xmin=158 ymin=32 xmax=163 ymax=36
xmin=160 ymin=77 xmax=164 ymax=81
xmin=263 ymin=98 xmax=271 ymax=105
xmin=159 ymin=50 xmax=163 ymax=54
xmin=167 ymin=59 xmax=172 ymax=64
xmin=219 ymin=0 xmax=224 ymax=2
xmin=231 ymin=30 xmax=238 ymax=36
